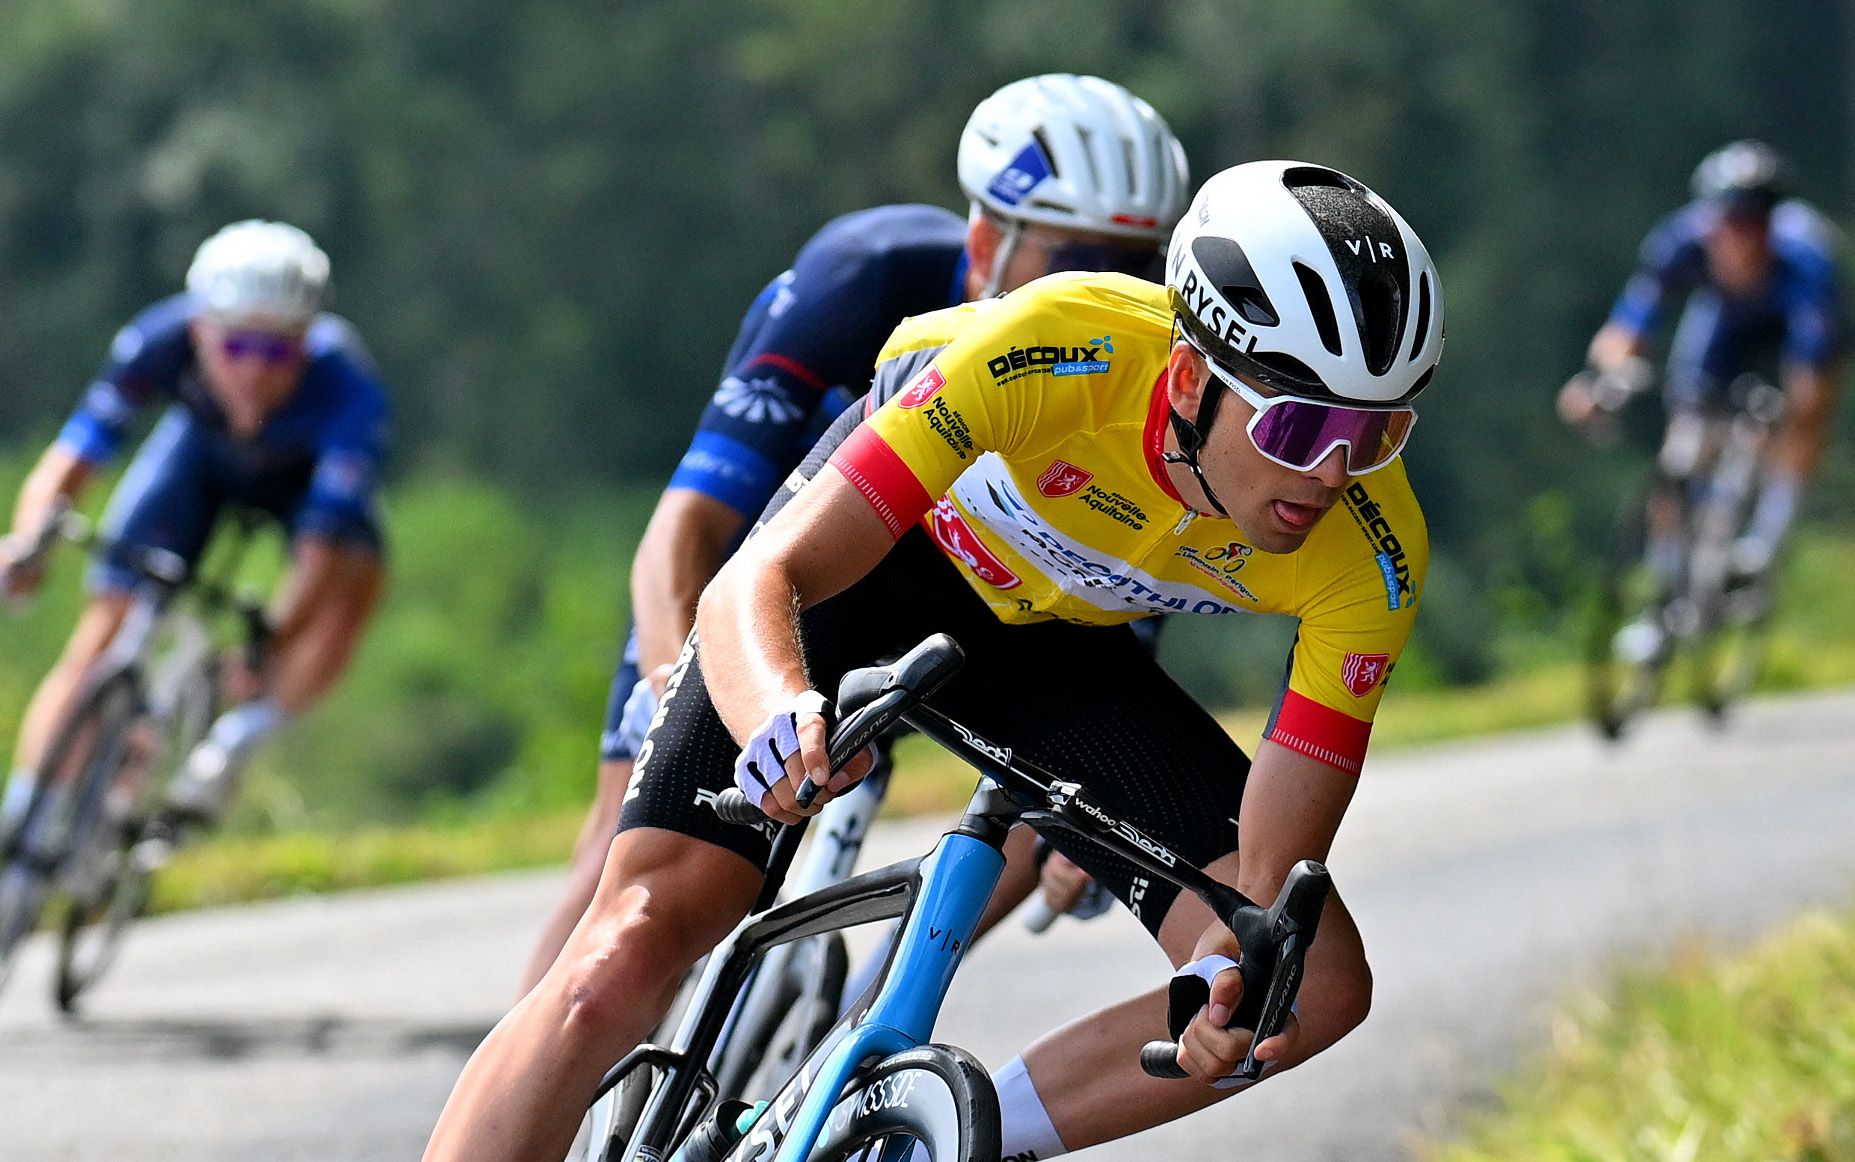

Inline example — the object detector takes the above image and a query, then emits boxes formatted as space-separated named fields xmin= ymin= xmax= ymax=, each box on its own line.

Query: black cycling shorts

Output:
xmin=618 ymin=408 xmax=1250 ymax=937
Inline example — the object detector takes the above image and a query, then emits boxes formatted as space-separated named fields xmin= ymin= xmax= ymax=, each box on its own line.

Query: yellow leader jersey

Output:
xmin=827 ymin=271 xmax=1428 ymax=776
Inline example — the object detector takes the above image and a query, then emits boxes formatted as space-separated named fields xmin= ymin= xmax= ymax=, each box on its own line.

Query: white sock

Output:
xmin=995 ymin=1055 xmax=1067 ymax=1161
xmin=206 ymin=699 xmax=290 ymax=758
xmin=2 ymin=771 xmax=37 ymax=830
xmin=1746 ymin=471 xmax=1803 ymax=548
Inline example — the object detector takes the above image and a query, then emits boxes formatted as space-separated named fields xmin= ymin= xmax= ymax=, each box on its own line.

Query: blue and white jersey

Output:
xmin=666 ymin=203 xmax=968 ymax=519
xmin=57 ymin=294 xmax=391 ymax=537
xmin=1609 ymin=200 xmax=1845 ymax=397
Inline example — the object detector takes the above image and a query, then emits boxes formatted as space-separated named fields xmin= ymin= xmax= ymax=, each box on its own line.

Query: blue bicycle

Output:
xmin=583 ymin=635 xmax=1330 ymax=1162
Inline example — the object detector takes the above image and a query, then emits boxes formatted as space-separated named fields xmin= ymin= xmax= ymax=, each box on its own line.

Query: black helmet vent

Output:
xmin=1357 ymin=267 xmax=1402 ymax=374
xmin=1294 ymin=262 xmax=1344 ymax=358
xmin=1281 ymin=165 xmax=1358 ymax=192
xmin=1408 ymin=272 xmax=1433 ymax=363
xmin=1189 ymin=234 xmax=1281 ymax=331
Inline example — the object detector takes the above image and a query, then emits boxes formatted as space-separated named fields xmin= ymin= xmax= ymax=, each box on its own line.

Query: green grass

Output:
xmin=1425 ymin=910 xmax=1855 ymax=1161
xmin=150 ymin=810 xmax=587 ymax=913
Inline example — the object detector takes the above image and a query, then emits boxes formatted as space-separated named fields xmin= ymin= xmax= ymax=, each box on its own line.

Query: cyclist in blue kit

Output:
xmin=517 ymin=74 xmax=1190 ymax=990
xmin=1560 ymin=140 xmax=1846 ymax=582
xmin=0 ymin=220 xmax=389 ymax=839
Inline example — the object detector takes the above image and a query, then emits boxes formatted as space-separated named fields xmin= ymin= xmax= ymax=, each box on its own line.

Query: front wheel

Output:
xmin=795 ymin=1045 xmax=1000 ymax=1162
xmin=0 ymin=671 xmax=144 ymax=992
xmin=1584 ymin=486 xmax=1670 ymax=740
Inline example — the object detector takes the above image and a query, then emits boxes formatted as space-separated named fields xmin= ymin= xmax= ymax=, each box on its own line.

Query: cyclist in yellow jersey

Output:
xmin=427 ymin=161 xmax=1442 ymax=1162
xmin=843 ymin=271 xmax=1426 ymax=771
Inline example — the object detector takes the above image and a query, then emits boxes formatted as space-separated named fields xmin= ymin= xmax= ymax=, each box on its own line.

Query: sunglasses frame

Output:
xmin=1196 ymin=351 xmax=1416 ymax=477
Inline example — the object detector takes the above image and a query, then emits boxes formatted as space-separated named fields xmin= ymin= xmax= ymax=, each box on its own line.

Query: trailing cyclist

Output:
xmin=517 ymin=74 xmax=1190 ymax=991
xmin=1559 ymin=140 xmax=1846 ymax=606
xmin=427 ymin=160 xmax=1442 ymax=1161
xmin=0 ymin=221 xmax=389 ymax=848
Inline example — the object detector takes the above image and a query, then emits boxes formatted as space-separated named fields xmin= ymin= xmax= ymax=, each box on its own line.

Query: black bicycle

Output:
xmin=579 ymin=634 xmax=1328 ymax=1162
xmin=1582 ymin=374 xmax=1785 ymax=738
xmin=0 ymin=509 xmax=269 ymax=1009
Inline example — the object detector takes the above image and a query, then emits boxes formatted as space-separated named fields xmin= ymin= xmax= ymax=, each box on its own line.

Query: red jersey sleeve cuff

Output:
xmin=828 ymin=425 xmax=933 ymax=540
xmin=1265 ymin=690 xmax=1372 ymax=777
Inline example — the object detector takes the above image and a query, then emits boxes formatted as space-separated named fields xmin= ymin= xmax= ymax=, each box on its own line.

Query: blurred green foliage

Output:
xmin=0 ymin=0 xmax=1853 ymax=825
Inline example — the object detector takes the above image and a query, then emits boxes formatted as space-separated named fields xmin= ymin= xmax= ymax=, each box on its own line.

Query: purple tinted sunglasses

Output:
xmin=1202 ymin=357 xmax=1416 ymax=476
xmin=220 ymin=331 xmax=301 ymax=365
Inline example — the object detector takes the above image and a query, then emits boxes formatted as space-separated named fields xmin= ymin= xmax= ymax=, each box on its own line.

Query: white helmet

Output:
xmin=1168 ymin=161 xmax=1443 ymax=407
xmin=186 ymin=220 xmax=330 ymax=329
xmin=958 ymin=74 xmax=1189 ymax=243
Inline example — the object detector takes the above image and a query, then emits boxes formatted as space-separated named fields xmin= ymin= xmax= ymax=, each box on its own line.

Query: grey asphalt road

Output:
xmin=3 ymin=690 xmax=1853 ymax=1161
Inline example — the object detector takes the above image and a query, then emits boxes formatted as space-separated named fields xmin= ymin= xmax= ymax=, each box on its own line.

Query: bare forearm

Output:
xmin=11 ymin=445 xmax=91 ymax=538
xmin=632 ymin=490 xmax=745 ymax=678
xmin=695 ymin=546 xmax=810 ymax=743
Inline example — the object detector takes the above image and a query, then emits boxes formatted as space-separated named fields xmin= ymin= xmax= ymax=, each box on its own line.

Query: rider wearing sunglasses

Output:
xmin=428 ymin=162 xmax=1445 ymax=1162
xmin=515 ymin=75 xmax=1190 ymax=995
xmin=0 ymin=220 xmax=389 ymax=839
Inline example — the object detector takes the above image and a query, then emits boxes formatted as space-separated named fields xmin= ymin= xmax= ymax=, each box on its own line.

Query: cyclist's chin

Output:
xmin=1229 ymin=502 xmax=1320 ymax=554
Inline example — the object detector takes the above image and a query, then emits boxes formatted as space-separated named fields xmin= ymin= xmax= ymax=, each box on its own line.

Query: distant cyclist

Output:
xmin=429 ymin=160 xmax=1442 ymax=1162
xmin=0 ymin=221 xmax=388 ymax=840
xmin=517 ymin=74 xmax=1189 ymax=989
xmin=1559 ymin=140 xmax=1846 ymax=585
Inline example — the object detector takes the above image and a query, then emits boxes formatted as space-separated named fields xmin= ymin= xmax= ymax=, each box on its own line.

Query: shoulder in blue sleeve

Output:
xmin=56 ymin=294 xmax=195 ymax=464
xmin=294 ymin=315 xmax=391 ymax=541
xmin=1771 ymin=202 xmax=1846 ymax=368
xmin=669 ymin=203 xmax=968 ymax=518
xmin=1608 ymin=205 xmax=1709 ymax=338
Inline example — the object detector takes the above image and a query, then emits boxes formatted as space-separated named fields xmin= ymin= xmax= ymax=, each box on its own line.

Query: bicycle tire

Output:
xmin=56 ymin=658 xmax=214 ymax=1012
xmin=1583 ymin=486 xmax=1667 ymax=739
xmin=781 ymin=1044 xmax=1000 ymax=1162
xmin=0 ymin=671 xmax=142 ymax=990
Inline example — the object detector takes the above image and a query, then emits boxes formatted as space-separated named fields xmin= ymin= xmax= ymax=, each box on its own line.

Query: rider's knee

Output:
xmin=557 ymin=885 xmax=685 ymax=1034
xmin=556 ymin=869 xmax=730 ymax=1036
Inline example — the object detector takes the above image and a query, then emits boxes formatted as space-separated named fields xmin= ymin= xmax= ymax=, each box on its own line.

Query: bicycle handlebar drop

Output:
xmin=710 ymin=634 xmax=966 ymax=826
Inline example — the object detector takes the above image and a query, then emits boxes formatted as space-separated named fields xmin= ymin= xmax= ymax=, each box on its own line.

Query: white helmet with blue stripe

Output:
xmin=958 ymin=74 xmax=1189 ymax=244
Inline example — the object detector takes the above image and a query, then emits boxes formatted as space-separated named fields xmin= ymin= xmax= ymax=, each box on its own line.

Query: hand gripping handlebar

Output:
xmin=1139 ymin=859 xmax=1331 ymax=1085
xmin=711 ymin=635 xmax=965 ymax=825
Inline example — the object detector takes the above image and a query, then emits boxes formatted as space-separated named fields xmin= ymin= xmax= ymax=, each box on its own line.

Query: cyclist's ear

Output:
xmin=1166 ymin=342 xmax=1213 ymax=423
xmin=965 ymin=215 xmax=1004 ymax=288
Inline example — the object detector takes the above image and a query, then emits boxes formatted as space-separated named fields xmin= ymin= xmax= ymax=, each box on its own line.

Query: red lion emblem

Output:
xmin=1342 ymin=652 xmax=1391 ymax=698
xmin=1036 ymin=459 xmax=1094 ymax=498
xmin=897 ymin=367 xmax=946 ymax=409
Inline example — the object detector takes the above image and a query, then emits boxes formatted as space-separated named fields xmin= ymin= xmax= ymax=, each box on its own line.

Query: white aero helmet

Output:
xmin=186 ymin=220 xmax=330 ymax=329
xmin=958 ymin=74 xmax=1189 ymax=243
xmin=1168 ymin=161 xmax=1443 ymax=407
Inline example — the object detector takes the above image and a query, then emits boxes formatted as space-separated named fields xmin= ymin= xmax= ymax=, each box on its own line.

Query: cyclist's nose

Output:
xmin=1306 ymin=447 xmax=1349 ymax=488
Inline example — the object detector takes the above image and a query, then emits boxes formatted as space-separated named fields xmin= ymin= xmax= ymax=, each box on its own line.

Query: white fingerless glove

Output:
xmin=733 ymin=690 xmax=830 ymax=810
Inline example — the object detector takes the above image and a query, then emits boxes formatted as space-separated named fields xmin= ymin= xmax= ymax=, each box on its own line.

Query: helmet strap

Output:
xmin=977 ymin=218 xmax=1025 ymax=299
xmin=1161 ymin=378 xmax=1231 ymax=517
